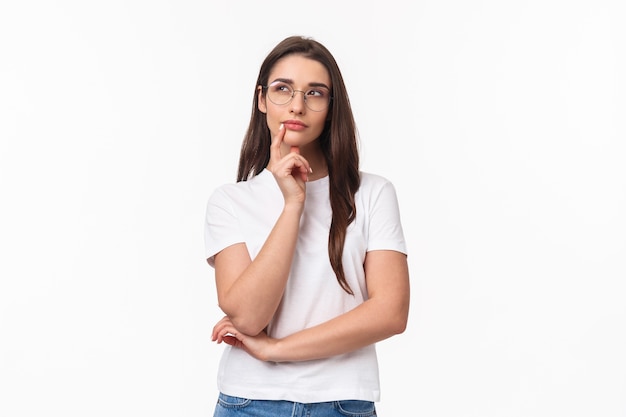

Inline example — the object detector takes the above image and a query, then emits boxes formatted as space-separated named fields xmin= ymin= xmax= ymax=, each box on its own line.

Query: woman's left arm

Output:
xmin=212 ymin=249 xmax=410 ymax=362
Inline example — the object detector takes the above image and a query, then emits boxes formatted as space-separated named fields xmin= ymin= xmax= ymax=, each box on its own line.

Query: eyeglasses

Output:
xmin=263 ymin=81 xmax=332 ymax=112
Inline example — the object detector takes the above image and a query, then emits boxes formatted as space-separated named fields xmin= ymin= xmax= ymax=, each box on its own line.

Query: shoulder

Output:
xmin=358 ymin=171 xmax=398 ymax=194
xmin=208 ymin=170 xmax=275 ymax=204
xmin=355 ymin=171 xmax=403 ymax=211
xmin=359 ymin=171 xmax=393 ymax=185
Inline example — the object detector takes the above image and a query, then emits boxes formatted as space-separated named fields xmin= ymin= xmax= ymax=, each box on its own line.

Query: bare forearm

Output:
xmin=218 ymin=204 xmax=302 ymax=334
xmin=269 ymin=297 xmax=409 ymax=362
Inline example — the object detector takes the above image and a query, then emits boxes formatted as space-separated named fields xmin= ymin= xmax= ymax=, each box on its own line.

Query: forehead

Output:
xmin=268 ymin=54 xmax=331 ymax=86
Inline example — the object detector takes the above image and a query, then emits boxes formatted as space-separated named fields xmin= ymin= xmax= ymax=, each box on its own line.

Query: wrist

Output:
xmin=282 ymin=202 xmax=304 ymax=216
xmin=267 ymin=338 xmax=287 ymax=363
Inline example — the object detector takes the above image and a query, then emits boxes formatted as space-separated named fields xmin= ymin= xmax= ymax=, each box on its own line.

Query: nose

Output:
xmin=289 ymin=90 xmax=306 ymax=114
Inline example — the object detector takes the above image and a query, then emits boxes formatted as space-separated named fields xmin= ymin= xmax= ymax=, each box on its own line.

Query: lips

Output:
xmin=283 ymin=120 xmax=307 ymax=130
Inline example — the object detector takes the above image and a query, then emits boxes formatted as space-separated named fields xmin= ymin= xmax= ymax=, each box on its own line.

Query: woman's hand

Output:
xmin=211 ymin=316 xmax=277 ymax=362
xmin=267 ymin=124 xmax=311 ymax=206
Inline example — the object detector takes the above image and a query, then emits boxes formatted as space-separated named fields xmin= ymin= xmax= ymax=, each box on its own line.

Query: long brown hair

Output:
xmin=237 ymin=35 xmax=360 ymax=294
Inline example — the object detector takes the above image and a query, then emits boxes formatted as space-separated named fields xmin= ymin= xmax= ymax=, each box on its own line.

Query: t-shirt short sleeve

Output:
xmin=204 ymin=187 xmax=244 ymax=267
xmin=366 ymin=178 xmax=407 ymax=255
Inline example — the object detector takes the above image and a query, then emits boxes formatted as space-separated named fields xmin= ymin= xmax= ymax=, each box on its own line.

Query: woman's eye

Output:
xmin=270 ymin=83 xmax=291 ymax=93
xmin=307 ymin=89 xmax=327 ymax=98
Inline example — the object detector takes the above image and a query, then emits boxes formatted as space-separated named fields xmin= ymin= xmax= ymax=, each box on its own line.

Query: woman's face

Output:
xmin=258 ymin=54 xmax=331 ymax=150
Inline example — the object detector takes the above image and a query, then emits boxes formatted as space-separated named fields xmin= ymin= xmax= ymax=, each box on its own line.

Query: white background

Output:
xmin=1 ymin=1 xmax=625 ymax=416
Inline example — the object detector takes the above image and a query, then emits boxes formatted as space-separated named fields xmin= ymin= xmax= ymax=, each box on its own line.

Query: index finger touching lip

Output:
xmin=270 ymin=123 xmax=286 ymax=160
xmin=276 ymin=123 xmax=285 ymax=143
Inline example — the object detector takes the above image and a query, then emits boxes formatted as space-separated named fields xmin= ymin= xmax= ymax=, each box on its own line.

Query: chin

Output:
xmin=282 ymin=134 xmax=300 ymax=147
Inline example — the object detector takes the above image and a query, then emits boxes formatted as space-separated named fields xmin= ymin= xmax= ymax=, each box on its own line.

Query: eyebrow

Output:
xmin=270 ymin=77 xmax=331 ymax=90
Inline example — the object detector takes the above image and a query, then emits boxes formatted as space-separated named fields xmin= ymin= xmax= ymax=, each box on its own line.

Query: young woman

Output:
xmin=204 ymin=35 xmax=410 ymax=416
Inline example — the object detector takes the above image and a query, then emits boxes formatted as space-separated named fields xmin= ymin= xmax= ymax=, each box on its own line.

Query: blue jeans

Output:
xmin=213 ymin=393 xmax=377 ymax=417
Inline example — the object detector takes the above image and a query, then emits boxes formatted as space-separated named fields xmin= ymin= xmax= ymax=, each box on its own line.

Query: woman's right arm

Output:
xmin=212 ymin=124 xmax=310 ymax=336
xmin=213 ymin=203 xmax=301 ymax=336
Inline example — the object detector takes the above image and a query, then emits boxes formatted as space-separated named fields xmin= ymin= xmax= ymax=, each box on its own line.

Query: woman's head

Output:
xmin=238 ymin=36 xmax=358 ymax=182
xmin=258 ymin=53 xmax=331 ymax=152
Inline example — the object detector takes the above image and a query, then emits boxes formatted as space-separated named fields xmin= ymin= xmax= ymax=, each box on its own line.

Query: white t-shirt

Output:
xmin=204 ymin=169 xmax=407 ymax=403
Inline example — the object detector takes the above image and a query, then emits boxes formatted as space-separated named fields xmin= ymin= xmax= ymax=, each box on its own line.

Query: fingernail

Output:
xmin=309 ymin=167 xmax=313 ymax=173
xmin=279 ymin=123 xmax=284 ymax=130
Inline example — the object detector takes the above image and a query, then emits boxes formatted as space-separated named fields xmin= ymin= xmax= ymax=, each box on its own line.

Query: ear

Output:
xmin=257 ymin=86 xmax=267 ymax=114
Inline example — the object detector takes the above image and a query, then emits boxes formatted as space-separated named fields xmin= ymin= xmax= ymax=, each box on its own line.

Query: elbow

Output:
xmin=371 ymin=296 xmax=409 ymax=337
xmin=218 ymin=301 xmax=268 ymax=336
xmin=232 ymin=319 xmax=267 ymax=337
xmin=390 ymin=315 xmax=408 ymax=335
xmin=388 ymin=306 xmax=409 ymax=335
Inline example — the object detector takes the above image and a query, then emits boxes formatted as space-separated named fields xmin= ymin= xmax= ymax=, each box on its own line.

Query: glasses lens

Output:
xmin=267 ymin=82 xmax=293 ymax=105
xmin=304 ymin=87 xmax=331 ymax=112
xmin=266 ymin=82 xmax=331 ymax=112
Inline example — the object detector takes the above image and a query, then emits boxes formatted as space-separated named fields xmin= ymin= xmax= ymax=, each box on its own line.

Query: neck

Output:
xmin=308 ymin=166 xmax=328 ymax=181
